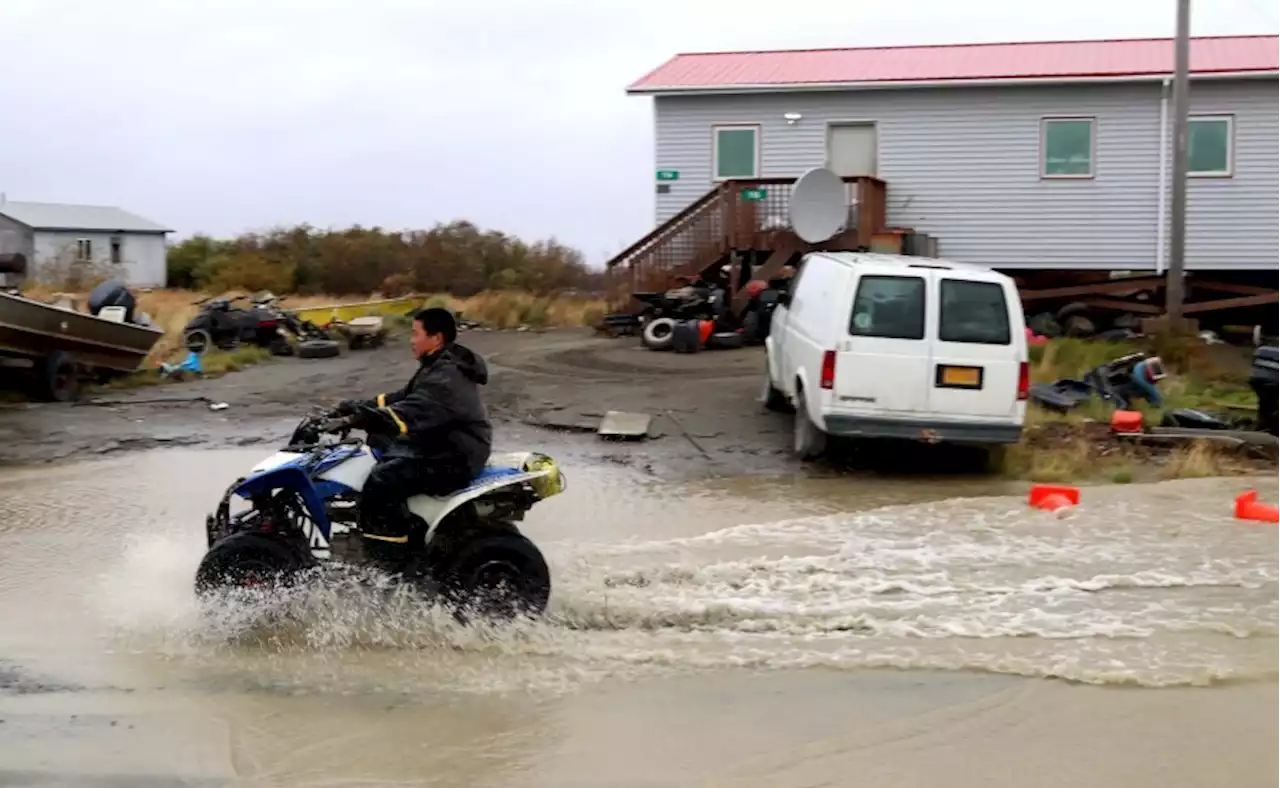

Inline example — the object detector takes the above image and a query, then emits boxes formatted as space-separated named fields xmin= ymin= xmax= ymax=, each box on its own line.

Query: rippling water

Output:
xmin=0 ymin=447 xmax=1275 ymax=786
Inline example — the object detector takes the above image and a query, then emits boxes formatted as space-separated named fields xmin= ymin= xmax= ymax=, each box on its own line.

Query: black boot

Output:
xmin=362 ymin=535 xmax=410 ymax=577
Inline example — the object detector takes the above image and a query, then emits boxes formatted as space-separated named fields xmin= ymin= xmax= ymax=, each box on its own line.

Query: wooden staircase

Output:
xmin=604 ymin=176 xmax=887 ymax=313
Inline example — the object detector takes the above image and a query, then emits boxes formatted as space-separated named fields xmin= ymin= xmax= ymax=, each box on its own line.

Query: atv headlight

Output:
xmin=523 ymin=453 xmax=566 ymax=499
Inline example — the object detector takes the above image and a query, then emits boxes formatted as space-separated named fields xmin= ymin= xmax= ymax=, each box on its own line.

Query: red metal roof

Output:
xmin=628 ymin=35 xmax=1280 ymax=93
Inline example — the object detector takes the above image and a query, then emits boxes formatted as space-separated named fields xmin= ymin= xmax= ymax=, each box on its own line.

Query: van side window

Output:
xmin=939 ymin=280 xmax=1011 ymax=345
xmin=848 ymin=275 xmax=925 ymax=340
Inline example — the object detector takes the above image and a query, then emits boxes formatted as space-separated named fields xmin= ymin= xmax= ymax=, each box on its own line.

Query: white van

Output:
xmin=762 ymin=252 xmax=1029 ymax=459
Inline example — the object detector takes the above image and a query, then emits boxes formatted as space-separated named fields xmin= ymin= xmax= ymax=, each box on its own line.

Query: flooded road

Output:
xmin=0 ymin=444 xmax=1275 ymax=787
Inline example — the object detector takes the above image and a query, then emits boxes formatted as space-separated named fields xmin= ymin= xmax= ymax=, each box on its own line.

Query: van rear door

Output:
xmin=927 ymin=276 xmax=1024 ymax=419
xmin=830 ymin=269 xmax=932 ymax=414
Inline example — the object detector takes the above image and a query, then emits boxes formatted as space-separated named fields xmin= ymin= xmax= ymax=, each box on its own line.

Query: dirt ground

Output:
xmin=0 ymin=329 xmax=801 ymax=477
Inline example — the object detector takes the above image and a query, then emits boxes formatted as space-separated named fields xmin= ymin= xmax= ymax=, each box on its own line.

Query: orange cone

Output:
xmin=1029 ymin=484 xmax=1080 ymax=513
xmin=1234 ymin=490 xmax=1279 ymax=523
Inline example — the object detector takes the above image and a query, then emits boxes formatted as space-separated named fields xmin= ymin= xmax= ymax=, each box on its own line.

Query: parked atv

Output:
xmin=183 ymin=295 xmax=279 ymax=354
xmin=250 ymin=292 xmax=337 ymax=357
xmin=637 ymin=281 xmax=726 ymax=351
xmin=196 ymin=408 xmax=565 ymax=621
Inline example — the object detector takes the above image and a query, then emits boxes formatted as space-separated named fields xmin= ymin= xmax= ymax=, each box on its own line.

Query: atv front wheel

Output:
xmin=434 ymin=532 xmax=551 ymax=622
xmin=195 ymin=532 xmax=312 ymax=595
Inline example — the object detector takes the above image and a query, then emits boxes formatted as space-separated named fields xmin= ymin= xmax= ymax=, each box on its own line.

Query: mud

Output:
xmin=0 ymin=329 xmax=797 ymax=476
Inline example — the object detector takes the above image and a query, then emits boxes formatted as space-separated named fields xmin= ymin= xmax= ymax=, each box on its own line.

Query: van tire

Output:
xmin=793 ymin=388 xmax=827 ymax=461
xmin=761 ymin=362 xmax=790 ymax=413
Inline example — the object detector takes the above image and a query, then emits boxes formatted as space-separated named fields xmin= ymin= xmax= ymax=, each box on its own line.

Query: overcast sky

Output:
xmin=0 ymin=0 xmax=1275 ymax=265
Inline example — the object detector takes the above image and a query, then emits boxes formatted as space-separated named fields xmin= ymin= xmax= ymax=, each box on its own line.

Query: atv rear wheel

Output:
xmin=184 ymin=328 xmax=213 ymax=355
xmin=195 ymin=532 xmax=312 ymax=595
xmin=434 ymin=531 xmax=551 ymax=622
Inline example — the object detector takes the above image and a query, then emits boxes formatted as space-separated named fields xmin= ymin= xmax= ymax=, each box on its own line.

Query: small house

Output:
xmin=0 ymin=199 xmax=172 ymax=287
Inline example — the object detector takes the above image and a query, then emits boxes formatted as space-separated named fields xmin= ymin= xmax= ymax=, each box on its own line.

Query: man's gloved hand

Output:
xmin=348 ymin=403 xmax=398 ymax=435
xmin=334 ymin=399 xmax=364 ymax=417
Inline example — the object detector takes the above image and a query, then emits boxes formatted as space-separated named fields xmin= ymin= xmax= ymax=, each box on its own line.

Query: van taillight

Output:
xmin=821 ymin=351 xmax=836 ymax=390
xmin=1017 ymin=361 xmax=1029 ymax=400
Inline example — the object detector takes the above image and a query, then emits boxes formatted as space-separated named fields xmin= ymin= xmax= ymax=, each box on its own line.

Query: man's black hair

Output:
xmin=414 ymin=307 xmax=458 ymax=343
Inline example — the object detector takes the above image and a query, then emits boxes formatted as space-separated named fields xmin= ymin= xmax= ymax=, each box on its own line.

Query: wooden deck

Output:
xmin=603 ymin=176 xmax=887 ymax=312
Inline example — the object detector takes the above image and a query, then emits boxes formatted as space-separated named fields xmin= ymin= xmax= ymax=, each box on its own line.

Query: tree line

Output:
xmin=165 ymin=221 xmax=605 ymax=296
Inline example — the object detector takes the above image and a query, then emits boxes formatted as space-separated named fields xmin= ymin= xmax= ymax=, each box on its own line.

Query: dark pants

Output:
xmin=360 ymin=455 xmax=472 ymax=571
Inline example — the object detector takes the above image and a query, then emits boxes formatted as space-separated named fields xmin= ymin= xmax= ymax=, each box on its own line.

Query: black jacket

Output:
xmin=364 ymin=343 xmax=492 ymax=477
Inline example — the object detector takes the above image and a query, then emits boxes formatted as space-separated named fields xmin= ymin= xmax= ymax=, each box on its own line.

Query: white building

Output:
xmin=0 ymin=199 xmax=172 ymax=286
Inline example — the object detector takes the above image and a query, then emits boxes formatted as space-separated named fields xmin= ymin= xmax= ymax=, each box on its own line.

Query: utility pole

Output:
xmin=1165 ymin=0 xmax=1191 ymax=326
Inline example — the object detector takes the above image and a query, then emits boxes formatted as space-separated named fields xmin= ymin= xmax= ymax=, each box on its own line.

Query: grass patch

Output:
xmin=1011 ymin=336 xmax=1270 ymax=483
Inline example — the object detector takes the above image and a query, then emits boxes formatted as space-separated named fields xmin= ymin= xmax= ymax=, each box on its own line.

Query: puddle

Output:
xmin=0 ymin=446 xmax=1274 ymax=786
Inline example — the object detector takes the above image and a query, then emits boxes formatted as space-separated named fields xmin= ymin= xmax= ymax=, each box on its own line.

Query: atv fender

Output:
xmin=408 ymin=468 xmax=549 ymax=535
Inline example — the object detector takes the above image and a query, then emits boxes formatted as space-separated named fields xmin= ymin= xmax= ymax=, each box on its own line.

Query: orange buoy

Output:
xmin=1234 ymin=490 xmax=1279 ymax=523
xmin=1029 ymin=484 xmax=1080 ymax=513
xmin=1110 ymin=409 xmax=1144 ymax=434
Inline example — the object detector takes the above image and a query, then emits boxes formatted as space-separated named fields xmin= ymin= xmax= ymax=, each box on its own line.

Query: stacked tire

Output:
xmin=642 ymin=317 xmax=676 ymax=351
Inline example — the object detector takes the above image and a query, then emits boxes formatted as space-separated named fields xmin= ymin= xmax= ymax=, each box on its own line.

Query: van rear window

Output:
xmin=849 ymin=275 xmax=925 ymax=340
xmin=939 ymin=279 xmax=1011 ymax=345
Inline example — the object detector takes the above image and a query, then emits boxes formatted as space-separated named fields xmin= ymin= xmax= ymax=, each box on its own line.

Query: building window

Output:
xmin=1188 ymin=115 xmax=1233 ymax=177
xmin=110 ymin=235 xmax=123 ymax=264
xmin=713 ymin=125 xmax=759 ymax=180
xmin=1041 ymin=117 xmax=1094 ymax=178
xmin=75 ymin=239 xmax=93 ymax=261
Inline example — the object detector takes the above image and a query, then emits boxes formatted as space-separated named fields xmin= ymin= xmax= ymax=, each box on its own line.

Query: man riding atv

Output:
xmin=335 ymin=307 xmax=491 ymax=576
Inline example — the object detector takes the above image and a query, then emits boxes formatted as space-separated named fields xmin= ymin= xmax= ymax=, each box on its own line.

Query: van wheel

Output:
xmin=793 ymin=389 xmax=827 ymax=461
xmin=760 ymin=363 xmax=791 ymax=413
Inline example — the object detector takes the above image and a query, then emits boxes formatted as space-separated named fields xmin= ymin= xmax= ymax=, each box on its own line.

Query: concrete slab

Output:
xmin=597 ymin=411 xmax=652 ymax=440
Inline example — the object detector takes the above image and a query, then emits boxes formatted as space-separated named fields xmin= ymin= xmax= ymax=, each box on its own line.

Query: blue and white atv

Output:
xmin=197 ymin=409 xmax=566 ymax=620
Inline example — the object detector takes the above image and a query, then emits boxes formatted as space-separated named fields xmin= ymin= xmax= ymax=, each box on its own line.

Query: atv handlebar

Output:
xmin=319 ymin=416 xmax=355 ymax=434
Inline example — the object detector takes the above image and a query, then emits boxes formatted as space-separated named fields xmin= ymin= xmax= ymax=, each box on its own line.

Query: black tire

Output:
xmin=349 ymin=335 xmax=366 ymax=351
xmin=760 ymin=359 xmax=790 ymax=413
xmin=742 ymin=311 xmax=762 ymax=345
xmin=268 ymin=336 xmax=294 ymax=357
xmin=671 ymin=320 xmax=702 ymax=353
xmin=793 ymin=387 xmax=827 ymax=461
xmin=184 ymin=328 xmax=213 ymax=355
xmin=434 ymin=531 xmax=551 ymax=622
xmin=31 ymin=351 xmax=78 ymax=403
xmin=297 ymin=339 xmax=341 ymax=359
xmin=708 ymin=331 xmax=744 ymax=350
xmin=195 ymin=532 xmax=311 ymax=595
xmin=642 ymin=317 xmax=676 ymax=351
xmin=1063 ymin=314 xmax=1097 ymax=338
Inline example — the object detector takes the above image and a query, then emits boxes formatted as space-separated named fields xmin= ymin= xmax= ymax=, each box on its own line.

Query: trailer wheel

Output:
xmin=34 ymin=351 xmax=78 ymax=402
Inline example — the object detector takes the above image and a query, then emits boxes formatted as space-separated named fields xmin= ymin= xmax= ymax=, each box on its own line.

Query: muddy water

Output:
xmin=0 ymin=446 xmax=1275 ymax=787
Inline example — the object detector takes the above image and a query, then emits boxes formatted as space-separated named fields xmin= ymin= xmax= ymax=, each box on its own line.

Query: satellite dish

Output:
xmin=788 ymin=167 xmax=848 ymax=244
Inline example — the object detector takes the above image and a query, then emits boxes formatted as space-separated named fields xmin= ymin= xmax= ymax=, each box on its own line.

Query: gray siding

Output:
xmin=32 ymin=230 xmax=168 ymax=287
xmin=651 ymin=79 xmax=1278 ymax=271
xmin=0 ymin=214 xmax=34 ymax=258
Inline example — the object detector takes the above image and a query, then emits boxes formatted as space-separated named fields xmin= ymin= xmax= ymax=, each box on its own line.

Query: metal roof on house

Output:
xmin=627 ymin=34 xmax=1280 ymax=94
xmin=0 ymin=200 xmax=172 ymax=233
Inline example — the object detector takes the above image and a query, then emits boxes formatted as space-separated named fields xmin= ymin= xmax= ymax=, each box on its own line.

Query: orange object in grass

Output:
xmin=1110 ymin=410 xmax=1144 ymax=434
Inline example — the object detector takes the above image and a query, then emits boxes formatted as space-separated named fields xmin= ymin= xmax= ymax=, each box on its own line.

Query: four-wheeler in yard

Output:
xmin=196 ymin=408 xmax=565 ymax=622
xmin=183 ymin=293 xmax=340 ymax=359
xmin=0 ymin=280 xmax=163 ymax=402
